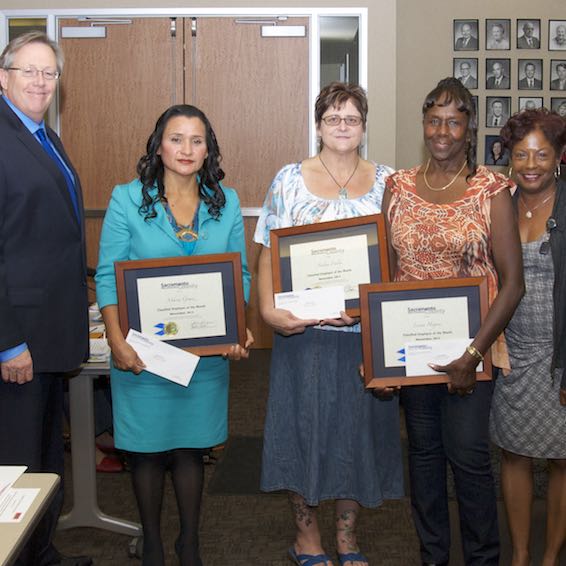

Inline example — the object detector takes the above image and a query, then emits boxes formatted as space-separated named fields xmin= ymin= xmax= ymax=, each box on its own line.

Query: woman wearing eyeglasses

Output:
xmin=254 ymin=82 xmax=403 ymax=566
xmin=490 ymin=108 xmax=566 ymax=566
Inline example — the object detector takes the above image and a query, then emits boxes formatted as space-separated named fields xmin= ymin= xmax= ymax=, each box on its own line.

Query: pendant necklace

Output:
xmin=318 ymin=154 xmax=360 ymax=199
xmin=422 ymin=158 xmax=467 ymax=192
xmin=518 ymin=188 xmax=556 ymax=219
xmin=162 ymin=197 xmax=199 ymax=242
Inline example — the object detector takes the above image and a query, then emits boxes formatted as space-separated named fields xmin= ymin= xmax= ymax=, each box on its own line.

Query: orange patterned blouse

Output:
xmin=386 ymin=164 xmax=515 ymax=369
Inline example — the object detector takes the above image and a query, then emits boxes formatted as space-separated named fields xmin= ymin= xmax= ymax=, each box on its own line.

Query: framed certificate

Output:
xmin=115 ymin=253 xmax=247 ymax=356
xmin=360 ymin=277 xmax=492 ymax=387
xmin=270 ymin=214 xmax=390 ymax=316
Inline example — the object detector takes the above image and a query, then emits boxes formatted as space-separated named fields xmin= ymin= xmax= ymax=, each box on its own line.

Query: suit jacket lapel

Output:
xmin=0 ymin=99 xmax=81 ymax=228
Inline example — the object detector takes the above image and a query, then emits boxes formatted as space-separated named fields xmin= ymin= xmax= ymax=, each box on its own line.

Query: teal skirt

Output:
xmin=110 ymin=356 xmax=229 ymax=452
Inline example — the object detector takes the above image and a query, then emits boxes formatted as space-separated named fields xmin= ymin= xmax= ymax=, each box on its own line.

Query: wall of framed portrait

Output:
xmin=396 ymin=0 xmax=565 ymax=170
xmin=452 ymin=16 xmax=565 ymax=169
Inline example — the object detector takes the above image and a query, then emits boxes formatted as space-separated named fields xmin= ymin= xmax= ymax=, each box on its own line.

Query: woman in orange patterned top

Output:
xmin=381 ymin=77 xmax=524 ymax=565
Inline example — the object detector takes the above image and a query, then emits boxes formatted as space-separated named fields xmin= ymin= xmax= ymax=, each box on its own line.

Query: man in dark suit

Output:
xmin=517 ymin=21 xmax=540 ymax=49
xmin=0 ymin=32 xmax=90 ymax=566
xmin=455 ymin=23 xmax=478 ymax=50
xmin=486 ymin=61 xmax=510 ymax=89
xmin=487 ymin=99 xmax=508 ymax=128
xmin=518 ymin=62 xmax=542 ymax=89
xmin=457 ymin=60 xmax=477 ymax=89
xmin=551 ymin=63 xmax=566 ymax=90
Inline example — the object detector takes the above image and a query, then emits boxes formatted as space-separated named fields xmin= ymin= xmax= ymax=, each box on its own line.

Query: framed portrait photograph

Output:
xmin=269 ymin=215 xmax=389 ymax=318
xmin=518 ymin=59 xmax=543 ymax=90
xmin=518 ymin=97 xmax=543 ymax=112
xmin=486 ymin=96 xmax=511 ymax=129
xmin=550 ymin=60 xmax=566 ymax=91
xmin=472 ymin=95 xmax=479 ymax=122
xmin=485 ymin=58 xmax=511 ymax=90
xmin=359 ymin=278 xmax=492 ymax=388
xmin=484 ymin=134 xmax=509 ymax=166
xmin=454 ymin=19 xmax=479 ymax=51
xmin=454 ymin=58 xmax=478 ymax=89
xmin=485 ymin=19 xmax=511 ymax=50
xmin=115 ymin=253 xmax=247 ymax=356
xmin=516 ymin=19 xmax=541 ymax=49
xmin=549 ymin=20 xmax=566 ymax=50
xmin=551 ymin=97 xmax=566 ymax=118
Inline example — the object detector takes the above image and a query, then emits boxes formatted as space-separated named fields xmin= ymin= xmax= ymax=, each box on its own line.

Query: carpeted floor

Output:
xmin=52 ymin=349 xmax=564 ymax=565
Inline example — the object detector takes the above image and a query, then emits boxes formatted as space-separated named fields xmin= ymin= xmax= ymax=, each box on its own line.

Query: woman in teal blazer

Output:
xmin=96 ymin=104 xmax=252 ymax=566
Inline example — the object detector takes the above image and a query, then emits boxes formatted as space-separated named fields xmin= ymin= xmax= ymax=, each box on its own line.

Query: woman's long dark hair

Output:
xmin=422 ymin=77 xmax=478 ymax=180
xmin=137 ymin=104 xmax=225 ymax=221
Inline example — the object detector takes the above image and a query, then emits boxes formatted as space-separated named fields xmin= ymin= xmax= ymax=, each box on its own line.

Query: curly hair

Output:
xmin=422 ymin=77 xmax=478 ymax=179
xmin=137 ymin=104 xmax=225 ymax=221
xmin=499 ymin=107 xmax=566 ymax=156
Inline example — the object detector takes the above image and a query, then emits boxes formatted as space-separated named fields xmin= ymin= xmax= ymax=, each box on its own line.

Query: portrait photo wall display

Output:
xmin=452 ymin=17 xmax=566 ymax=166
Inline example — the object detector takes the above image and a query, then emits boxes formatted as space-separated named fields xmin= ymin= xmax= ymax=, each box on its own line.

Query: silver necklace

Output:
xmin=519 ymin=189 xmax=555 ymax=219
xmin=318 ymin=154 xmax=360 ymax=199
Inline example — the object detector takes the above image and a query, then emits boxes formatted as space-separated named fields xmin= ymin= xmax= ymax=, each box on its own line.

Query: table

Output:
xmin=58 ymin=363 xmax=141 ymax=537
xmin=0 ymin=473 xmax=59 ymax=566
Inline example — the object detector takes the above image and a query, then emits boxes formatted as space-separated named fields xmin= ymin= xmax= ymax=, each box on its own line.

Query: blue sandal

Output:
xmin=289 ymin=546 xmax=332 ymax=566
xmin=337 ymin=551 xmax=369 ymax=566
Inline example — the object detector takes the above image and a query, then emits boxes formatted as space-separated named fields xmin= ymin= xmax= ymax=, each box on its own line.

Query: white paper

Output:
xmin=289 ymin=234 xmax=370 ymax=300
xmin=0 ymin=488 xmax=39 ymax=523
xmin=0 ymin=466 xmax=27 ymax=498
xmin=274 ymin=286 xmax=345 ymax=320
xmin=404 ymin=338 xmax=482 ymax=376
xmin=381 ymin=296 xmax=470 ymax=367
xmin=126 ymin=329 xmax=200 ymax=387
xmin=137 ymin=272 xmax=226 ymax=341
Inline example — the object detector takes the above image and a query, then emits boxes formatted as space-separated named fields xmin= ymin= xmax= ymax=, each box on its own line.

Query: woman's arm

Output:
xmin=257 ymin=245 xmax=319 ymax=335
xmin=101 ymin=305 xmax=146 ymax=373
xmin=381 ymin=187 xmax=398 ymax=280
xmin=432 ymin=188 xmax=525 ymax=393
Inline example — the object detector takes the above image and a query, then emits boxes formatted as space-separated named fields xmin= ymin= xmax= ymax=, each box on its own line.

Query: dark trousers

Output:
xmin=401 ymin=381 xmax=499 ymax=565
xmin=0 ymin=373 xmax=65 ymax=566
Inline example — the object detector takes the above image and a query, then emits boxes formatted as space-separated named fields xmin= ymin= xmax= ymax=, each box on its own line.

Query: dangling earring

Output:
xmin=508 ymin=166 xmax=513 ymax=178
xmin=556 ymin=163 xmax=561 ymax=179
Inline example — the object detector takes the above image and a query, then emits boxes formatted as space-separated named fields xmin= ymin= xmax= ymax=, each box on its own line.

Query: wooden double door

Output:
xmin=58 ymin=16 xmax=309 ymax=347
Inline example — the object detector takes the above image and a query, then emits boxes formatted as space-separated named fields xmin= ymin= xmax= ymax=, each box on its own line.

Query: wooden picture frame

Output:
xmin=115 ymin=253 xmax=247 ymax=356
xmin=270 ymin=214 xmax=389 ymax=317
xmin=360 ymin=277 xmax=492 ymax=388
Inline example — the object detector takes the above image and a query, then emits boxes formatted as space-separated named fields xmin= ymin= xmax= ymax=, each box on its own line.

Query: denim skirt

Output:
xmin=260 ymin=327 xmax=404 ymax=507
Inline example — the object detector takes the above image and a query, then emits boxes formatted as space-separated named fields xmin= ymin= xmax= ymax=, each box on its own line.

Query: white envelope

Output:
xmin=404 ymin=338 xmax=482 ymax=376
xmin=274 ymin=286 xmax=345 ymax=320
xmin=126 ymin=329 xmax=200 ymax=387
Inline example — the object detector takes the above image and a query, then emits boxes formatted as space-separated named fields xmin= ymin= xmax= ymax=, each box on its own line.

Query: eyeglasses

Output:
xmin=6 ymin=67 xmax=60 ymax=80
xmin=539 ymin=217 xmax=557 ymax=255
xmin=321 ymin=115 xmax=363 ymax=127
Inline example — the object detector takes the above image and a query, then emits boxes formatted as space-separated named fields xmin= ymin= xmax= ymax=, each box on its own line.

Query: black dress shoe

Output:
xmin=422 ymin=562 xmax=448 ymax=566
xmin=50 ymin=555 xmax=93 ymax=566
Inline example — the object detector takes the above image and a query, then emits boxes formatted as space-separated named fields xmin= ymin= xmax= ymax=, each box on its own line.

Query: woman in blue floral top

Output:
xmin=254 ymin=82 xmax=403 ymax=566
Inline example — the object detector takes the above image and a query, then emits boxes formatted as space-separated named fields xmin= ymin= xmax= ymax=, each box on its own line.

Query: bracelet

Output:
xmin=466 ymin=345 xmax=484 ymax=362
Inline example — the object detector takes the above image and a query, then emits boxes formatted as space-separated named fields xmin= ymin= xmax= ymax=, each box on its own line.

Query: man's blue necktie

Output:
xmin=35 ymin=128 xmax=80 ymax=222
